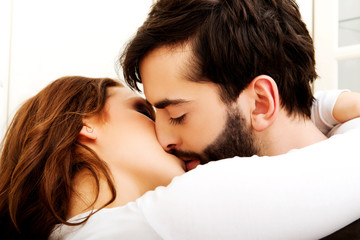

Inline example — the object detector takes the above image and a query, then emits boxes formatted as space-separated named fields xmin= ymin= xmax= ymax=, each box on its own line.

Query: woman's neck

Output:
xmin=67 ymin=164 xmax=177 ymax=219
xmin=67 ymin=169 xmax=141 ymax=219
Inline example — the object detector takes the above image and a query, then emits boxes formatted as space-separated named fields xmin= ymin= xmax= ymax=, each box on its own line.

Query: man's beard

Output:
xmin=171 ymin=106 xmax=259 ymax=165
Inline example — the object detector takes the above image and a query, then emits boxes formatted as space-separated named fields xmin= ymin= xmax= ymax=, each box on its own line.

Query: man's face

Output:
xmin=140 ymin=45 xmax=258 ymax=170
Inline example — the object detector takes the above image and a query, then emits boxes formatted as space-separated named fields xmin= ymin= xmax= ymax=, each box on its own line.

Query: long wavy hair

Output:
xmin=0 ymin=76 xmax=120 ymax=239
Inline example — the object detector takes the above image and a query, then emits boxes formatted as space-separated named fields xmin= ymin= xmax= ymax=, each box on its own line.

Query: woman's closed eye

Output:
xmin=134 ymin=101 xmax=155 ymax=121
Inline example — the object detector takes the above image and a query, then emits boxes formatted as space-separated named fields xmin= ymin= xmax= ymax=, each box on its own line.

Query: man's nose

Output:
xmin=155 ymin=118 xmax=181 ymax=152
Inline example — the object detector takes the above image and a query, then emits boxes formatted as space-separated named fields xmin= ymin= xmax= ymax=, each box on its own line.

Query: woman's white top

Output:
xmin=311 ymin=89 xmax=350 ymax=135
xmin=50 ymin=90 xmax=360 ymax=240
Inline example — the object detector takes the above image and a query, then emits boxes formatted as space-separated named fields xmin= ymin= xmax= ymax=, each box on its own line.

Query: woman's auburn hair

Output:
xmin=0 ymin=76 xmax=120 ymax=239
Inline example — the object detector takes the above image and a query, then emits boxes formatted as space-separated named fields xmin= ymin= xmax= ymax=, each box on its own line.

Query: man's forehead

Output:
xmin=140 ymin=46 xmax=198 ymax=104
xmin=141 ymin=44 xmax=191 ymax=64
xmin=140 ymin=45 xmax=196 ymax=81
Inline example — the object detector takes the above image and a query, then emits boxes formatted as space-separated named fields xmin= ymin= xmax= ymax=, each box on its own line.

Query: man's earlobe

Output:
xmin=79 ymin=124 xmax=97 ymax=140
xmin=249 ymin=75 xmax=279 ymax=131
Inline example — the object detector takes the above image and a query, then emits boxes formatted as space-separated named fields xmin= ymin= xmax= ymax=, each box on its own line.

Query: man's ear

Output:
xmin=247 ymin=75 xmax=279 ymax=132
xmin=78 ymin=123 xmax=97 ymax=141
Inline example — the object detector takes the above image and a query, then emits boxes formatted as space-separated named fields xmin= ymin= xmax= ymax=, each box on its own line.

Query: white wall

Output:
xmin=313 ymin=0 xmax=360 ymax=91
xmin=0 ymin=0 xmax=12 ymax=140
xmin=297 ymin=0 xmax=314 ymax=36
xmin=0 ymin=0 xmax=153 ymax=140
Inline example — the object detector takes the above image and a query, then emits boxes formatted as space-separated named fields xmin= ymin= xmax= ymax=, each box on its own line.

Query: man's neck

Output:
xmin=258 ymin=110 xmax=328 ymax=156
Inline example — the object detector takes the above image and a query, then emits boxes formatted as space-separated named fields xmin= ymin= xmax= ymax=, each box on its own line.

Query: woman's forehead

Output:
xmin=107 ymin=86 xmax=139 ymax=99
xmin=106 ymin=86 xmax=147 ymax=109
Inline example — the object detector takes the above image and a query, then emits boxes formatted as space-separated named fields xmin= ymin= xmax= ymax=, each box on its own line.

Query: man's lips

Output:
xmin=183 ymin=159 xmax=201 ymax=171
xmin=169 ymin=149 xmax=204 ymax=171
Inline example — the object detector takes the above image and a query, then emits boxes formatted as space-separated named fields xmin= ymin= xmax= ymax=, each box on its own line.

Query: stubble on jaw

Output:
xmin=170 ymin=105 xmax=259 ymax=165
xmin=202 ymin=105 xmax=259 ymax=162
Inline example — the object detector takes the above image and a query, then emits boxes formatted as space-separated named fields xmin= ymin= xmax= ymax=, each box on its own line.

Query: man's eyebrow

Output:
xmin=153 ymin=99 xmax=190 ymax=109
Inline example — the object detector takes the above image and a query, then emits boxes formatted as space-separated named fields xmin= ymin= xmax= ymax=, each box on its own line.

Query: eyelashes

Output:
xmin=134 ymin=99 xmax=187 ymax=125
xmin=135 ymin=101 xmax=155 ymax=121
xmin=169 ymin=114 xmax=186 ymax=125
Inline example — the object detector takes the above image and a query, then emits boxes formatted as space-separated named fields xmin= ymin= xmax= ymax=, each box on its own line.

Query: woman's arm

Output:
xmin=333 ymin=91 xmax=360 ymax=123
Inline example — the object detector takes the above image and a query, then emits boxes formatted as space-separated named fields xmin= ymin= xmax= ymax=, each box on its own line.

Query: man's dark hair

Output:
xmin=120 ymin=0 xmax=317 ymax=118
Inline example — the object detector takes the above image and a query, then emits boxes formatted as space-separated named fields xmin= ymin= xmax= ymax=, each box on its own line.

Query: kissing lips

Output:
xmin=169 ymin=149 xmax=204 ymax=171
xmin=184 ymin=159 xmax=200 ymax=171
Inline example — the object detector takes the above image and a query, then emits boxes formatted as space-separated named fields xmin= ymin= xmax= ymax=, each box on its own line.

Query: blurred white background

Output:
xmin=1 ymin=0 xmax=360 ymax=141
xmin=0 ymin=0 xmax=153 ymax=139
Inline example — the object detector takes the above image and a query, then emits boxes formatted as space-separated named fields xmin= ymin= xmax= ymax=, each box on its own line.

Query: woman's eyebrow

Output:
xmin=130 ymin=97 xmax=154 ymax=109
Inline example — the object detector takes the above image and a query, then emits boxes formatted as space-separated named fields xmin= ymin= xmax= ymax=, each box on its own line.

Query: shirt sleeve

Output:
xmin=311 ymin=89 xmax=349 ymax=135
xmin=138 ymin=129 xmax=360 ymax=240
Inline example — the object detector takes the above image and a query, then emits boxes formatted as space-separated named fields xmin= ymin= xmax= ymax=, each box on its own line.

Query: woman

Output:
xmin=0 ymin=76 xmax=185 ymax=239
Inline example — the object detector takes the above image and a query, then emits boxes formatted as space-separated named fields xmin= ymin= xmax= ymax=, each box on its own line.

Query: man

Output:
xmin=120 ymin=0 xmax=360 ymax=238
xmin=121 ymin=0 xmax=326 ymax=170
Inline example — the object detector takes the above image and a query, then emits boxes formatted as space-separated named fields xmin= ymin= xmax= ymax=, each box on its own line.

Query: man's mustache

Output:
xmin=168 ymin=149 xmax=209 ymax=165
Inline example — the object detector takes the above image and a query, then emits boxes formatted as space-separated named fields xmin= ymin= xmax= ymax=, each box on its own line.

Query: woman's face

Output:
xmin=91 ymin=86 xmax=185 ymax=185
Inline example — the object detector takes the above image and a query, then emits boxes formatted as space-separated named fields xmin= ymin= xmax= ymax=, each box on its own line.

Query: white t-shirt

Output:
xmin=50 ymin=90 xmax=360 ymax=240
